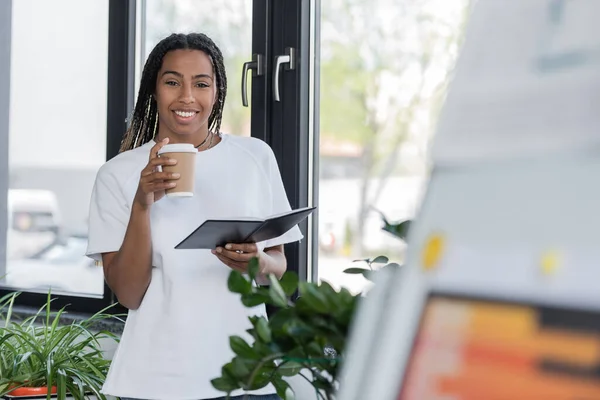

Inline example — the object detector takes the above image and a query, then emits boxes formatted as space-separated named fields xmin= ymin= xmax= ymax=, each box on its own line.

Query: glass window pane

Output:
xmin=143 ymin=0 xmax=253 ymax=137
xmin=316 ymin=0 xmax=470 ymax=294
xmin=2 ymin=0 xmax=109 ymax=297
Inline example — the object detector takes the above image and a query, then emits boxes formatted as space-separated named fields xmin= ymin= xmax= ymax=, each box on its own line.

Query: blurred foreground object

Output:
xmin=338 ymin=1 xmax=600 ymax=399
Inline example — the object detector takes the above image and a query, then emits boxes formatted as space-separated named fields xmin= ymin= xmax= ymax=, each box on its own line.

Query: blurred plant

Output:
xmin=211 ymin=259 xmax=357 ymax=400
xmin=343 ymin=255 xmax=401 ymax=281
xmin=0 ymin=292 xmax=122 ymax=400
xmin=213 ymin=211 xmax=412 ymax=399
xmin=344 ymin=211 xmax=411 ymax=280
xmin=370 ymin=207 xmax=412 ymax=241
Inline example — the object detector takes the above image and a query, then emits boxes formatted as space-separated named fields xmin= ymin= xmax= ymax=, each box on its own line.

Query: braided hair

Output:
xmin=119 ymin=33 xmax=227 ymax=152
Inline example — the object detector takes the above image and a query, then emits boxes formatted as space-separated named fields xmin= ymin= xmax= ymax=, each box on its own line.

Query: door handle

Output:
xmin=241 ymin=54 xmax=265 ymax=107
xmin=273 ymin=47 xmax=296 ymax=102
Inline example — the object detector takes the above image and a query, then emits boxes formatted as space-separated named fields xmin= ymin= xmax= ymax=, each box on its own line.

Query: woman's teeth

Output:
xmin=175 ymin=111 xmax=196 ymax=118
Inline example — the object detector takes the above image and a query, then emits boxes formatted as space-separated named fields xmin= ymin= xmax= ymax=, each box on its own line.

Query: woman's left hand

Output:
xmin=212 ymin=243 xmax=263 ymax=274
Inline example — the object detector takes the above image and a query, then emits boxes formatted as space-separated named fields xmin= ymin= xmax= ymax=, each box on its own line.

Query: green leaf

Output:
xmin=371 ymin=255 xmax=389 ymax=264
xmin=343 ymin=267 xmax=369 ymax=275
xmin=383 ymin=219 xmax=412 ymax=240
xmin=0 ymin=294 xmax=121 ymax=399
xmin=227 ymin=271 xmax=252 ymax=295
xmin=316 ymin=281 xmax=348 ymax=319
xmin=312 ymin=375 xmax=335 ymax=392
xmin=222 ymin=363 xmax=239 ymax=383
xmin=246 ymin=370 xmax=272 ymax=391
xmin=279 ymin=272 xmax=299 ymax=297
xmin=298 ymin=282 xmax=330 ymax=313
xmin=306 ymin=342 xmax=325 ymax=357
xmin=211 ymin=376 xmax=239 ymax=393
xmin=273 ymin=377 xmax=295 ymax=400
xmin=229 ymin=336 xmax=259 ymax=359
xmin=268 ymin=275 xmax=289 ymax=308
xmin=253 ymin=341 xmax=275 ymax=357
xmin=371 ymin=207 xmax=390 ymax=225
xmin=267 ymin=341 xmax=283 ymax=354
xmin=332 ymin=294 xmax=359 ymax=328
xmin=277 ymin=361 xmax=303 ymax=377
xmin=241 ymin=293 xmax=270 ymax=307
xmin=282 ymin=317 xmax=316 ymax=338
xmin=268 ymin=308 xmax=296 ymax=335
xmin=254 ymin=317 xmax=272 ymax=343
xmin=56 ymin=369 xmax=67 ymax=400
xmin=248 ymin=257 xmax=260 ymax=280
xmin=231 ymin=357 xmax=252 ymax=379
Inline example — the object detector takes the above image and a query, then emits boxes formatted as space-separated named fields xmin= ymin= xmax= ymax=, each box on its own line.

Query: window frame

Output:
xmin=0 ymin=0 xmax=136 ymax=315
xmin=0 ymin=0 xmax=11 ymax=286
xmin=263 ymin=0 xmax=320 ymax=285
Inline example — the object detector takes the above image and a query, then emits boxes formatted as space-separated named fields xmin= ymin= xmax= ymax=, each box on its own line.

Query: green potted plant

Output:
xmin=211 ymin=217 xmax=411 ymax=399
xmin=0 ymin=291 xmax=122 ymax=399
xmin=211 ymin=259 xmax=354 ymax=400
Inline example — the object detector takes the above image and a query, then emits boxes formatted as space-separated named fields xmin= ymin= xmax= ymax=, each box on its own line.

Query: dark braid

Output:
xmin=119 ymin=33 xmax=228 ymax=152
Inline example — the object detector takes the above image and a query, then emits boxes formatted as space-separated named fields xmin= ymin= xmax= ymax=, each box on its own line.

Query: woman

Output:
xmin=86 ymin=33 xmax=300 ymax=400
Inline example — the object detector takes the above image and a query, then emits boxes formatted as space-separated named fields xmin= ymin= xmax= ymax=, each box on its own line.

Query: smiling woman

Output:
xmin=85 ymin=33 xmax=298 ymax=400
xmin=119 ymin=33 xmax=228 ymax=152
xmin=155 ymin=49 xmax=220 ymax=148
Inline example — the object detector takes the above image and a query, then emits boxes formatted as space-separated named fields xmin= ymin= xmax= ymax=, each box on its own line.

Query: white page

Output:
xmin=432 ymin=0 xmax=600 ymax=166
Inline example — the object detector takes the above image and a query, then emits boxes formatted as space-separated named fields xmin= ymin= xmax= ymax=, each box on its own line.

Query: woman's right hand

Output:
xmin=134 ymin=138 xmax=180 ymax=209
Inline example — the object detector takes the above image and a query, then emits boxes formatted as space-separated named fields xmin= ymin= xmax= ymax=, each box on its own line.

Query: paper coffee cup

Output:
xmin=157 ymin=143 xmax=196 ymax=197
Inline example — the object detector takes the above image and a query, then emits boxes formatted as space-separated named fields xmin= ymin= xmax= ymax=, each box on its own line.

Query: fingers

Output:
xmin=141 ymin=156 xmax=177 ymax=176
xmin=213 ymin=242 xmax=259 ymax=262
xmin=144 ymin=138 xmax=172 ymax=175
xmin=139 ymin=170 xmax=179 ymax=190
xmin=141 ymin=170 xmax=180 ymax=181
xmin=134 ymin=138 xmax=174 ymax=205
xmin=213 ymin=243 xmax=258 ymax=269
xmin=150 ymin=137 xmax=169 ymax=160
xmin=214 ymin=253 xmax=247 ymax=273
xmin=148 ymin=180 xmax=177 ymax=192
xmin=225 ymin=243 xmax=259 ymax=254
xmin=149 ymin=156 xmax=177 ymax=168
xmin=212 ymin=243 xmax=263 ymax=274
xmin=139 ymin=143 xmax=180 ymax=196
xmin=212 ymin=247 xmax=254 ymax=262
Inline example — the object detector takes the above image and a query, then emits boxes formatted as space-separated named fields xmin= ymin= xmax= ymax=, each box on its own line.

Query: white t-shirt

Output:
xmin=86 ymin=134 xmax=303 ymax=400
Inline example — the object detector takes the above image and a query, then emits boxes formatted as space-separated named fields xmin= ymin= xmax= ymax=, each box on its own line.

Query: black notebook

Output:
xmin=175 ymin=206 xmax=316 ymax=249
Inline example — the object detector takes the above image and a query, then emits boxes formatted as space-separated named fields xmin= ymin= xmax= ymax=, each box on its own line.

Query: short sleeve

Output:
xmin=85 ymin=167 xmax=130 ymax=261
xmin=263 ymin=148 xmax=304 ymax=248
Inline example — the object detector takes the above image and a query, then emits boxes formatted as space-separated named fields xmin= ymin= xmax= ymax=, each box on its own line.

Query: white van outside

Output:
xmin=6 ymin=189 xmax=61 ymax=260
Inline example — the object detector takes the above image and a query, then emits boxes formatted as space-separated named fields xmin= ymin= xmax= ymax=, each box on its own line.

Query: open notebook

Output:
xmin=175 ymin=206 xmax=316 ymax=249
